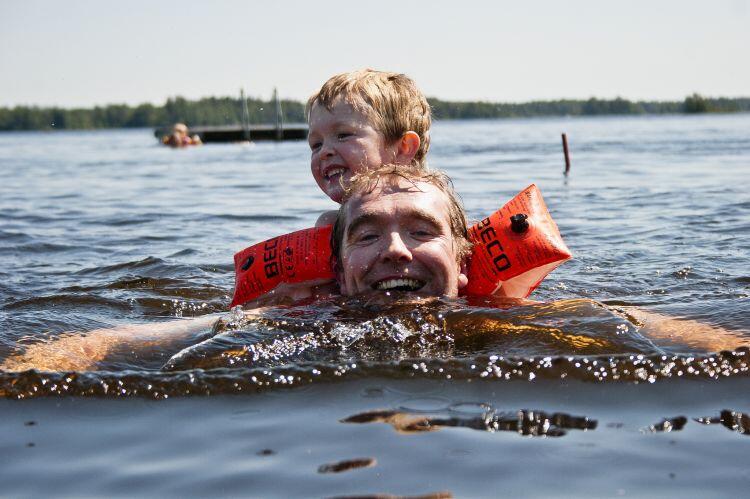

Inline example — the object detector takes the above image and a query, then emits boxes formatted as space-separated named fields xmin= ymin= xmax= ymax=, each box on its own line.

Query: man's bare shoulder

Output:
xmin=315 ymin=210 xmax=338 ymax=227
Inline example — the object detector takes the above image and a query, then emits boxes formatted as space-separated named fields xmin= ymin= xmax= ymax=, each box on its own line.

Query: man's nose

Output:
xmin=381 ymin=232 xmax=413 ymax=263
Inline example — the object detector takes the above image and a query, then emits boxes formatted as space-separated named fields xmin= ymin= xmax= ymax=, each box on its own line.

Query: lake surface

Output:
xmin=1 ymin=114 xmax=749 ymax=497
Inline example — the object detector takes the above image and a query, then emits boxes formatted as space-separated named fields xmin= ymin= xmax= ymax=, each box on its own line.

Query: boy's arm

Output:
xmin=0 ymin=310 xmax=261 ymax=372
xmin=620 ymin=307 xmax=748 ymax=352
xmin=236 ymin=279 xmax=339 ymax=308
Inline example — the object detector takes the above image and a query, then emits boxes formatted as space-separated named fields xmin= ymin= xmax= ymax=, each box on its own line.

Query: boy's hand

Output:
xmin=239 ymin=278 xmax=338 ymax=308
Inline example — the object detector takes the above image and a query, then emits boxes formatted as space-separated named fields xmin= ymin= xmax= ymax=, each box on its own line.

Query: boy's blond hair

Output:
xmin=307 ymin=69 xmax=431 ymax=166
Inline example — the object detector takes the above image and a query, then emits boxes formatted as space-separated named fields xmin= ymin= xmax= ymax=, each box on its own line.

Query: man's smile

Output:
xmin=372 ymin=277 xmax=426 ymax=292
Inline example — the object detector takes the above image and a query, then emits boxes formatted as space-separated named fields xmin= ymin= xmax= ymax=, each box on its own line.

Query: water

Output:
xmin=1 ymin=114 xmax=749 ymax=497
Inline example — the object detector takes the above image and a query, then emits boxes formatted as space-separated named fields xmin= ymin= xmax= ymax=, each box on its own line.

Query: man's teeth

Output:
xmin=325 ymin=168 xmax=346 ymax=179
xmin=374 ymin=278 xmax=424 ymax=291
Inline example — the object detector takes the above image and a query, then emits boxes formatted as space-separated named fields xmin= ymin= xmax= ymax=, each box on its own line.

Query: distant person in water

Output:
xmin=1 ymin=165 xmax=746 ymax=372
xmin=162 ymin=122 xmax=202 ymax=147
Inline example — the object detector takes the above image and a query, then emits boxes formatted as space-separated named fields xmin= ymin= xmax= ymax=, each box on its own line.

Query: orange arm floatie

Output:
xmin=230 ymin=226 xmax=335 ymax=307
xmin=461 ymin=184 xmax=571 ymax=298
xmin=231 ymin=185 xmax=571 ymax=307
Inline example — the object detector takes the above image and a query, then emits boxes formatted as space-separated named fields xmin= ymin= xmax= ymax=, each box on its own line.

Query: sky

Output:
xmin=1 ymin=0 xmax=748 ymax=108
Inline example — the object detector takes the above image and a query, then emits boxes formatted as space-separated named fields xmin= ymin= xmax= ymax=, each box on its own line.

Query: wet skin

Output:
xmin=308 ymin=98 xmax=401 ymax=203
xmin=338 ymin=177 xmax=468 ymax=298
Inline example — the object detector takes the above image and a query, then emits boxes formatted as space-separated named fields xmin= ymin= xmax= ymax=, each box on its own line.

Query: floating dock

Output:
xmin=153 ymin=123 xmax=308 ymax=143
xmin=155 ymin=87 xmax=308 ymax=144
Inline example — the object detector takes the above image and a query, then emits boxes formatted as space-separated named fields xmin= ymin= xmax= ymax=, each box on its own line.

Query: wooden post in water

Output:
xmin=240 ymin=88 xmax=251 ymax=142
xmin=274 ymin=87 xmax=283 ymax=141
xmin=561 ymin=133 xmax=571 ymax=174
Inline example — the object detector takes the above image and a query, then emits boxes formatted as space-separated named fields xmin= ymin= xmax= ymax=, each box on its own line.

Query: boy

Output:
xmin=246 ymin=69 xmax=435 ymax=304
xmin=306 ymin=69 xmax=432 ymax=226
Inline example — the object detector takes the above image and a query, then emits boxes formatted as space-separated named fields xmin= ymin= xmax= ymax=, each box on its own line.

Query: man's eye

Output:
xmin=412 ymin=230 xmax=434 ymax=237
xmin=357 ymin=233 xmax=378 ymax=242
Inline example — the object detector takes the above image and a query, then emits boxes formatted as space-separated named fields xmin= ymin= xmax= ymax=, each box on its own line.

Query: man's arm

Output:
xmin=620 ymin=306 xmax=748 ymax=352
xmin=0 ymin=311 xmax=259 ymax=372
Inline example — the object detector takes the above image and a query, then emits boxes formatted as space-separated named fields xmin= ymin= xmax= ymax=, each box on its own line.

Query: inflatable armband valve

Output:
xmin=230 ymin=226 xmax=334 ymax=307
xmin=461 ymin=184 xmax=572 ymax=298
xmin=230 ymin=185 xmax=572 ymax=306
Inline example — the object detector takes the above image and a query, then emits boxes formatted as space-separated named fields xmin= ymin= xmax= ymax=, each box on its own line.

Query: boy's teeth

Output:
xmin=326 ymin=168 xmax=345 ymax=179
xmin=374 ymin=278 xmax=424 ymax=291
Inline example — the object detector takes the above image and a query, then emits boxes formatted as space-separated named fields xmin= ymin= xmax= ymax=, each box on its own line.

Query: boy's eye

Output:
xmin=310 ymin=142 xmax=322 ymax=151
xmin=337 ymin=132 xmax=352 ymax=140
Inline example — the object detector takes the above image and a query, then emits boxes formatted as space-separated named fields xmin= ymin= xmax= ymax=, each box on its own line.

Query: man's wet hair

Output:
xmin=307 ymin=69 xmax=431 ymax=166
xmin=331 ymin=164 xmax=472 ymax=274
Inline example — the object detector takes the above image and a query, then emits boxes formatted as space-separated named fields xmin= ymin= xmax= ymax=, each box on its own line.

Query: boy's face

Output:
xmin=308 ymin=98 xmax=399 ymax=203
xmin=338 ymin=177 xmax=468 ymax=298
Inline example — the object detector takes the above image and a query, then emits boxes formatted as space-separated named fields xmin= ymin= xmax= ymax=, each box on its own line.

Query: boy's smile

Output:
xmin=308 ymin=98 xmax=400 ymax=203
xmin=338 ymin=177 xmax=468 ymax=298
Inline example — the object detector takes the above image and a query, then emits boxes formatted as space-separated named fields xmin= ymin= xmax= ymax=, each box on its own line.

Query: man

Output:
xmin=1 ymin=166 xmax=745 ymax=371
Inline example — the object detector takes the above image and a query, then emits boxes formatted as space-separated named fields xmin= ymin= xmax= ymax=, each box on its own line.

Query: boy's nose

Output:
xmin=319 ymin=140 xmax=335 ymax=159
xmin=381 ymin=232 xmax=413 ymax=263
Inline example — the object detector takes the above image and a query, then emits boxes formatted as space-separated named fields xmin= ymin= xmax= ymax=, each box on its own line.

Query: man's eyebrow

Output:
xmin=345 ymin=213 xmax=379 ymax=241
xmin=345 ymin=209 xmax=445 ymax=241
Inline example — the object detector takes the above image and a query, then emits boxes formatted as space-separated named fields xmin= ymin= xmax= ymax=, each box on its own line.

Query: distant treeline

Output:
xmin=0 ymin=96 xmax=307 ymax=131
xmin=1 ymin=93 xmax=748 ymax=131
xmin=429 ymin=94 xmax=750 ymax=119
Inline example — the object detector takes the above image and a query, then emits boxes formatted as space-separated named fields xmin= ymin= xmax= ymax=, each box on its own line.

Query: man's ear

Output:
xmin=334 ymin=260 xmax=349 ymax=296
xmin=394 ymin=131 xmax=420 ymax=164
xmin=457 ymin=259 xmax=468 ymax=290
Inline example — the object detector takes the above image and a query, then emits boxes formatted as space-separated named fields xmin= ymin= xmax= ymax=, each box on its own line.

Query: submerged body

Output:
xmin=163 ymin=296 xmax=663 ymax=372
xmin=2 ymin=293 xmax=744 ymax=375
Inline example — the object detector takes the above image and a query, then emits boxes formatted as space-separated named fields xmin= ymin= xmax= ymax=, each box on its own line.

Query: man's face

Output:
xmin=338 ymin=177 xmax=468 ymax=298
xmin=308 ymin=98 xmax=399 ymax=203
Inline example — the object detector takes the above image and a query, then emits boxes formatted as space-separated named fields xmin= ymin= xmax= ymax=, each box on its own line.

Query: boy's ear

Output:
xmin=394 ymin=131 xmax=420 ymax=164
